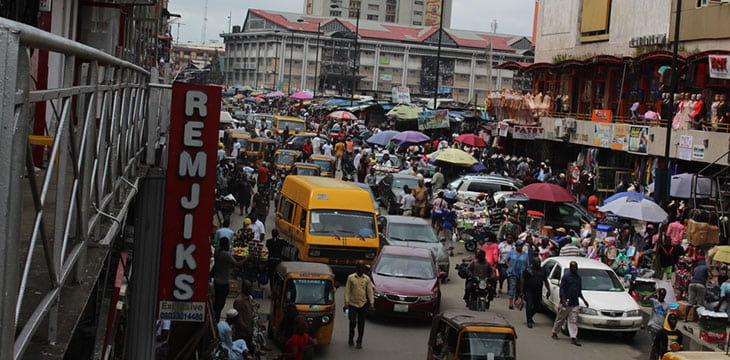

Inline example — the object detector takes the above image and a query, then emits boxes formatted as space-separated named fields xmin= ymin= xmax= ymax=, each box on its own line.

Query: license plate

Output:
xmin=394 ymin=304 xmax=409 ymax=312
xmin=606 ymin=320 xmax=620 ymax=326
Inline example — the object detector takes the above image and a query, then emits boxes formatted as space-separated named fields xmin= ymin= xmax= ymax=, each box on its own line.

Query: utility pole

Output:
xmin=227 ymin=11 xmax=232 ymax=33
xmin=313 ymin=23 xmax=321 ymax=99
xmin=350 ymin=9 xmax=361 ymax=107
xmin=486 ymin=40 xmax=493 ymax=91
xmin=201 ymin=0 xmax=208 ymax=42
xmin=287 ymin=31 xmax=294 ymax=92
xmin=432 ymin=0 xmax=445 ymax=110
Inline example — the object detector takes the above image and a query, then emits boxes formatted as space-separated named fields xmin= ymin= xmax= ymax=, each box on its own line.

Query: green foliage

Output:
xmin=551 ymin=52 xmax=597 ymax=63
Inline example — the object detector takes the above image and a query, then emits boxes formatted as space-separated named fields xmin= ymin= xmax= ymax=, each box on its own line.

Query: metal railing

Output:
xmin=0 ymin=18 xmax=162 ymax=359
xmin=547 ymin=111 xmax=730 ymax=132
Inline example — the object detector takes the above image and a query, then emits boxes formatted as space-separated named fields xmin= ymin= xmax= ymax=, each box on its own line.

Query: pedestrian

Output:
xmin=431 ymin=191 xmax=449 ymax=233
xmin=412 ymin=176 xmax=429 ymax=218
xmin=688 ymin=257 xmax=712 ymax=307
xmin=266 ymin=229 xmax=286 ymax=291
xmin=334 ymin=140 xmax=346 ymax=171
xmin=642 ymin=288 xmax=670 ymax=340
xmin=559 ymin=237 xmax=582 ymax=257
xmin=344 ymin=261 xmax=374 ymax=349
xmin=497 ymin=234 xmax=515 ymax=294
xmin=481 ymin=232 xmax=499 ymax=267
xmin=656 ymin=234 xmax=684 ymax=280
xmin=551 ymin=261 xmax=589 ymax=346
xmin=213 ymin=219 xmax=235 ymax=251
xmin=497 ymin=216 xmax=520 ymax=241
xmin=277 ymin=317 xmax=317 ymax=360
xmin=505 ymin=240 xmax=529 ymax=309
xmin=301 ymin=139 xmax=313 ymax=160
xmin=650 ymin=313 xmax=683 ymax=360
xmin=212 ymin=238 xmax=247 ymax=323
xmin=431 ymin=167 xmax=445 ymax=193
xmin=236 ymin=176 xmax=253 ymax=216
xmin=233 ymin=280 xmax=255 ymax=347
xmin=521 ymin=256 xmax=551 ymax=328
xmin=218 ymin=309 xmax=251 ymax=360
xmin=400 ymin=185 xmax=415 ymax=216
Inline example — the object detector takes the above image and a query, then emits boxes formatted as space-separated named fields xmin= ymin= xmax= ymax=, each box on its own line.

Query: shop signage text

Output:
xmin=512 ymin=125 xmax=545 ymax=140
xmin=709 ymin=55 xmax=730 ymax=80
xmin=629 ymin=34 xmax=667 ymax=48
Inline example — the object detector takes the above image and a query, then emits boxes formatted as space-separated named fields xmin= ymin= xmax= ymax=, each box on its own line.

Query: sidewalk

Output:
xmin=640 ymin=305 xmax=727 ymax=352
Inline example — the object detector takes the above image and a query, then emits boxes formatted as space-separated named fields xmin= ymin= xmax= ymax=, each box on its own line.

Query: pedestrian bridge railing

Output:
xmin=0 ymin=17 xmax=165 ymax=359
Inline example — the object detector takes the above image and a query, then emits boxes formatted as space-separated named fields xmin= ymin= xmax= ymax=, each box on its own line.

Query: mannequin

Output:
xmin=711 ymin=94 xmax=720 ymax=130
xmin=691 ymin=94 xmax=704 ymax=130
xmin=561 ymin=95 xmax=570 ymax=113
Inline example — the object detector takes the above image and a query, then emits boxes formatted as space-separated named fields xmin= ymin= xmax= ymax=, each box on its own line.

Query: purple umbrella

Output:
xmin=391 ymin=130 xmax=430 ymax=145
xmin=470 ymin=162 xmax=487 ymax=172
xmin=366 ymin=130 xmax=400 ymax=146
xmin=265 ymin=91 xmax=286 ymax=98
xmin=290 ymin=92 xmax=313 ymax=100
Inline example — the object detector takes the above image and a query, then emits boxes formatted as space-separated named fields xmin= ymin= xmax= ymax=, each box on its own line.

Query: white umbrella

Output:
xmin=598 ymin=196 xmax=668 ymax=223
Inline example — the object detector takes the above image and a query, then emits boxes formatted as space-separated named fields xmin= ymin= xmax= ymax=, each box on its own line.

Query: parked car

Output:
xmin=541 ymin=257 xmax=643 ymax=339
xmin=283 ymin=134 xmax=328 ymax=151
xmin=524 ymin=199 xmax=594 ymax=232
xmin=447 ymin=174 xmax=522 ymax=200
xmin=377 ymin=215 xmax=450 ymax=274
xmin=375 ymin=173 xmax=419 ymax=214
xmin=353 ymin=182 xmax=380 ymax=215
xmin=371 ymin=245 xmax=446 ymax=319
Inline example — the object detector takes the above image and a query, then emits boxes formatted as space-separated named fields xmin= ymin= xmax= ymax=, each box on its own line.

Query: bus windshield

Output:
xmin=278 ymin=119 xmax=306 ymax=132
xmin=309 ymin=210 xmax=376 ymax=238
xmin=458 ymin=332 xmax=515 ymax=360
xmin=311 ymin=159 xmax=332 ymax=172
xmin=285 ymin=278 xmax=334 ymax=305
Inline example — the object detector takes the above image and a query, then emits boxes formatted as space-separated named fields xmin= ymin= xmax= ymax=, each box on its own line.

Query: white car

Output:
xmin=540 ymin=257 xmax=643 ymax=339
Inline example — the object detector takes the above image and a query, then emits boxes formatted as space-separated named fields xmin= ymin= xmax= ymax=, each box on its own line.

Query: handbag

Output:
xmin=514 ymin=296 xmax=525 ymax=311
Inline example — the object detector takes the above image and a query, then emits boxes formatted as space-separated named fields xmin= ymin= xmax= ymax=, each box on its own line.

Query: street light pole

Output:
xmin=351 ymin=8 xmax=360 ymax=107
xmin=432 ymin=0 xmax=445 ymax=110
xmin=287 ymin=30 xmax=294 ymax=93
xmin=313 ymin=23 xmax=321 ymax=100
xmin=273 ymin=31 xmax=281 ymax=90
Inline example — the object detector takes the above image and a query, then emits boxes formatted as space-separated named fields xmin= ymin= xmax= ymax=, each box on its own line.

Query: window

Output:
xmin=386 ymin=15 xmax=395 ymax=22
xmin=330 ymin=10 xmax=342 ymax=16
xmin=415 ymin=0 xmax=424 ymax=4
xmin=278 ymin=198 xmax=294 ymax=222
xmin=413 ymin=21 xmax=422 ymax=25
xmin=300 ymin=210 xmax=307 ymax=229
xmin=413 ymin=10 xmax=422 ymax=15
xmin=580 ymin=0 xmax=611 ymax=42
xmin=386 ymin=5 xmax=396 ymax=11
xmin=697 ymin=0 xmax=708 ymax=7
xmin=550 ymin=265 xmax=562 ymax=282
xmin=367 ymin=14 xmax=379 ymax=20
xmin=368 ymin=4 xmax=379 ymax=10
xmin=349 ymin=11 xmax=358 ymax=17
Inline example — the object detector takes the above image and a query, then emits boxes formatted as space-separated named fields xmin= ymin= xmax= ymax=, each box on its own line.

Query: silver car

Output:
xmin=377 ymin=215 xmax=450 ymax=275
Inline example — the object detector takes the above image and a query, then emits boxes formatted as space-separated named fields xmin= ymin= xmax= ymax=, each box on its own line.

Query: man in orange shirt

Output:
xmin=334 ymin=140 xmax=346 ymax=172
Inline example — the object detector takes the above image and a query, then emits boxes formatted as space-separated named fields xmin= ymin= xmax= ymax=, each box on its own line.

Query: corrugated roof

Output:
xmin=246 ymin=9 xmax=530 ymax=52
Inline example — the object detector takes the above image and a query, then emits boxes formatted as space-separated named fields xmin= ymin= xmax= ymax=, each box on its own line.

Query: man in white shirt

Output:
xmin=217 ymin=147 xmax=227 ymax=163
xmin=248 ymin=215 xmax=266 ymax=260
xmin=353 ymin=151 xmax=362 ymax=169
xmin=322 ymin=140 xmax=334 ymax=157
xmin=250 ymin=217 xmax=265 ymax=242
xmin=312 ymin=136 xmax=322 ymax=155
xmin=231 ymin=142 xmax=241 ymax=158
xmin=400 ymin=186 xmax=416 ymax=216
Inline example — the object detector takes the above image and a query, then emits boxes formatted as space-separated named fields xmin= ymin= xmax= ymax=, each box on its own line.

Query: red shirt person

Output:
xmin=301 ymin=140 xmax=313 ymax=160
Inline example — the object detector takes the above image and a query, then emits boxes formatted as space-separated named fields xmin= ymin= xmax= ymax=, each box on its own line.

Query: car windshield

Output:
xmin=447 ymin=178 xmax=463 ymax=190
xmin=458 ymin=332 xmax=515 ymax=360
xmin=276 ymin=153 xmax=296 ymax=166
xmin=295 ymin=167 xmax=318 ymax=176
xmin=576 ymin=268 xmax=625 ymax=292
xmin=285 ymin=278 xmax=334 ymax=305
xmin=311 ymin=159 xmax=332 ymax=172
xmin=278 ymin=119 xmax=306 ymax=132
xmin=388 ymin=223 xmax=438 ymax=243
xmin=247 ymin=141 xmax=264 ymax=152
xmin=374 ymin=254 xmax=435 ymax=280
xmin=392 ymin=177 xmax=418 ymax=191
xmin=309 ymin=210 xmax=376 ymax=238
xmin=376 ymin=155 xmax=402 ymax=167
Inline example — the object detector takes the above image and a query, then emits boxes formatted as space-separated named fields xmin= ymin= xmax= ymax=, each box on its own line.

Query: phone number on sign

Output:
xmin=159 ymin=311 xmax=205 ymax=321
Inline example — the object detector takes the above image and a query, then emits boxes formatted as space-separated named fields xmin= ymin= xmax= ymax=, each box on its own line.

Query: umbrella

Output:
xmin=386 ymin=104 xmax=421 ymax=120
xmin=517 ymin=183 xmax=576 ymax=202
xmin=426 ymin=148 xmax=478 ymax=166
xmin=254 ymin=94 xmax=265 ymax=99
xmin=598 ymin=196 xmax=668 ymax=223
xmin=244 ymin=97 xmax=256 ymax=102
xmin=392 ymin=130 xmax=430 ymax=145
xmin=470 ymin=162 xmax=487 ymax=172
xmin=670 ymin=173 xmax=716 ymax=198
xmin=265 ymin=91 xmax=286 ymax=98
xmin=241 ymin=85 xmax=255 ymax=91
xmin=231 ymin=84 xmax=243 ymax=89
xmin=366 ymin=130 xmax=400 ymax=146
xmin=327 ymin=110 xmax=357 ymax=120
xmin=322 ymin=99 xmax=349 ymax=106
xmin=221 ymin=91 xmax=235 ymax=97
xmin=604 ymin=191 xmax=655 ymax=204
xmin=233 ymin=94 xmax=244 ymax=99
xmin=454 ymin=134 xmax=487 ymax=147
xmin=290 ymin=92 xmax=313 ymax=100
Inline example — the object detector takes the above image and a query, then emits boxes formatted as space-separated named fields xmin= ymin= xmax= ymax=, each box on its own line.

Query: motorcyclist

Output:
xmin=463 ymin=249 xmax=497 ymax=306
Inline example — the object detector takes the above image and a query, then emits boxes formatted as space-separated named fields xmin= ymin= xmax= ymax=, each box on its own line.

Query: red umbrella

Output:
xmin=327 ymin=110 xmax=357 ymax=120
xmin=516 ymin=183 xmax=576 ymax=202
xmin=454 ymin=134 xmax=487 ymax=147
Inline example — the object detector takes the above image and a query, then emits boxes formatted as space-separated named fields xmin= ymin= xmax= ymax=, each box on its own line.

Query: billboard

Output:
xmin=391 ymin=87 xmax=411 ymax=104
xmin=418 ymin=110 xmax=450 ymax=130
xmin=628 ymin=125 xmax=649 ymax=155
xmin=425 ymin=0 xmax=442 ymax=27
xmin=709 ymin=55 xmax=730 ymax=80
xmin=158 ymin=83 xmax=220 ymax=322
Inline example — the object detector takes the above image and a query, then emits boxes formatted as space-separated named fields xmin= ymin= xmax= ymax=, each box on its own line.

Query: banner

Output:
xmin=379 ymin=58 xmax=391 ymax=65
xmin=592 ymin=123 xmax=612 ymax=147
xmin=512 ymin=125 xmax=546 ymax=140
xmin=628 ymin=125 xmax=649 ymax=155
xmin=425 ymin=0 xmax=442 ymax=27
xmin=418 ymin=110 xmax=450 ymax=130
xmin=611 ymin=124 xmax=629 ymax=151
xmin=693 ymin=145 xmax=705 ymax=159
xmin=380 ymin=74 xmax=393 ymax=81
xmin=497 ymin=121 xmax=509 ymax=137
xmin=391 ymin=87 xmax=411 ymax=104
xmin=591 ymin=109 xmax=612 ymax=123
xmin=158 ymin=83 xmax=220 ymax=322
xmin=709 ymin=55 xmax=730 ymax=80
xmin=678 ymin=134 xmax=693 ymax=161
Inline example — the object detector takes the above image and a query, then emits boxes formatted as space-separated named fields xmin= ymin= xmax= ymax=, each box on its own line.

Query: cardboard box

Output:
xmin=687 ymin=219 xmax=720 ymax=246
xmin=674 ymin=301 xmax=692 ymax=321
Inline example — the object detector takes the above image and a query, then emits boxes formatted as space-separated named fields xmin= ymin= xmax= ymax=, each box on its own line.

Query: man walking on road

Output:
xmin=521 ymin=256 xmax=550 ymax=328
xmin=344 ymin=261 xmax=374 ymax=349
xmin=551 ymin=261 xmax=589 ymax=346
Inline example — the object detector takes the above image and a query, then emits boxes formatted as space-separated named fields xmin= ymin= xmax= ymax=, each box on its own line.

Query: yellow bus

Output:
xmin=275 ymin=176 xmax=380 ymax=272
xmin=274 ymin=116 xmax=307 ymax=135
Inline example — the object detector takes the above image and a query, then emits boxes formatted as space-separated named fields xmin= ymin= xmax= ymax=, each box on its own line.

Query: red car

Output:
xmin=371 ymin=245 xmax=446 ymax=319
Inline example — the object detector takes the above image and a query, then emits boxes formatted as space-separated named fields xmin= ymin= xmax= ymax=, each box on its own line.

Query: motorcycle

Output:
xmin=463 ymin=227 xmax=491 ymax=253
xmin=466 ymin=276 xmax=493 ymax=311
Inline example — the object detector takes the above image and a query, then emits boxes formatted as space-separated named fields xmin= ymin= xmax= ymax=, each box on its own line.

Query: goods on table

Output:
xmin=631 ymin=278 xmax=657 ymax=307
xmin=697 ymin=307 xmax=728 ymax=343
xmin=232 ymin=247 xmax=269 ymax=260
xmin=455 ymin=209 xmax=491 ymax=230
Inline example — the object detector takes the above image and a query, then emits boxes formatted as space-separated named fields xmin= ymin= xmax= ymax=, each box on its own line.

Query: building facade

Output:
xmin=534 ymin=0 xmax=671 ymax=63
xmin=305 ymin=0 xmax=452 ymax=28
xmin=671 ymin=0 xmax=730 ymax=51
xmin=171 ymin=40 xmax=225 ymax=70
xmin=222 ymin=9 xmax=533 ymax=103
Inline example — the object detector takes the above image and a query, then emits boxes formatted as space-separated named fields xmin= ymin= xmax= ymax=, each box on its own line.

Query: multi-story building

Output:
xmin=305 ymin=0 xmax=453 ymax=28
xmin=534 ymin=0 xmax=671 ymax=63
xmin=671 ymin=0 xmax=730 ymax=51
xmin=171 ymin=40 xmax=226 ymax=69
xmin=222 ymin=9 xmax=533 ymax=103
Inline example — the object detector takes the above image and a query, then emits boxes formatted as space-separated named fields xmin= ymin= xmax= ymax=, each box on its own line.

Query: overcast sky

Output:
xmin=168 ymin=0 xmax=536 ymax=44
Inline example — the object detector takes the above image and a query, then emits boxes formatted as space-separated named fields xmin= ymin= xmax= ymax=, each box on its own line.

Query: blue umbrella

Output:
xmin=604 ymin=191 xmax=654 ymax=204
xmin=231 ymin=84 xmax=243 ymax=89
xmin=365 ymin=130 xmax=400 ymax=146
xmin=392 ymin=130 xmax=430 ymax=145
xmin=470 ymin=162 xmax=487 ymax=172
xmin=244 ymin=97 xmax=256 ymax=102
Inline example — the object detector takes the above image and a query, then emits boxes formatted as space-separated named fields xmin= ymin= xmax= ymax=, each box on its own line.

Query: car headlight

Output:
xmin=364 ymin=252 xmax=376 ymax=259
xmin=374 ymin=290 xmax=385 ymax=298
xmin=308 ymin=250 xmax=321 ymax=257
xmin=321 ymin=315 xmax=331 ymax=324
xmin=579 ymin=307 xmax=598 ymax=316
xmin=626 ymin=310 xmax=641 ymax=317
xmin=418 ymin=295 xmax=434 ymax=302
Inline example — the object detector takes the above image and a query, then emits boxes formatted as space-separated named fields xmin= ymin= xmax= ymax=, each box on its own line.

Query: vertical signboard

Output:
xmin=158 ymin=83 xmax=221 ymax=321
xmin=628 ymin=125 xmax=649 ymax=155
xmin=391 ymin=87 xmax=411 ymax=104
xmin=709 ymin=55 xmax=730 ymax=80
xmin=425 ymin=0 xmax=442 ymax=27
xmin=678 ymin=135 xmax=693 ymax=161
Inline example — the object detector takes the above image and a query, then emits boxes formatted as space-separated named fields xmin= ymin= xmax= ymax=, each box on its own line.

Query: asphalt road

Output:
xmin=225 ymin=183 xmax=654 ymax=360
